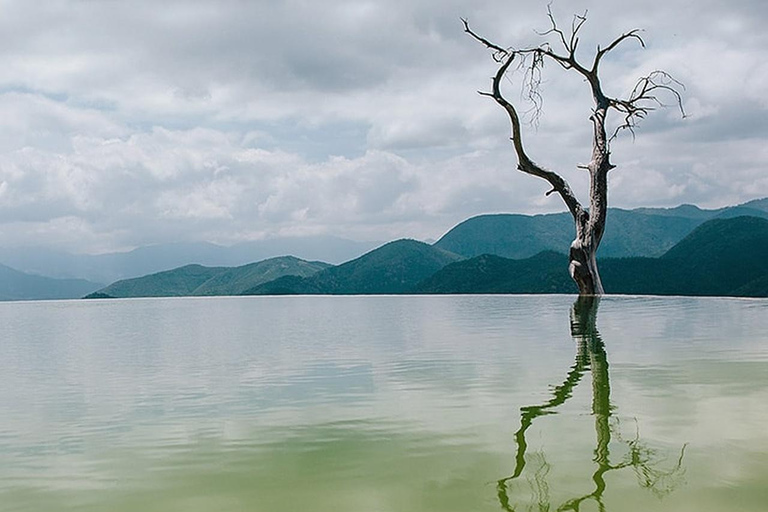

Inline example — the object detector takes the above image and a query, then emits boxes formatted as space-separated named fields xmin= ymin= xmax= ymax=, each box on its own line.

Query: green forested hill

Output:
xmin=245 ymin=239 xmax=463 ymax=295
xmin=87 ymin=256 xmax=329 ymax=298
xmin=191 ymin=257 xmax=330 ymax=296
xmin=89 ymin=264 xmax=226 ymax=298
xmin=414 ymin=252 xmax=576 ymax=294
xmin=432 ymin=212 xmax=573 ymax=259
xmin=419 ymin=217 xmax=768 ymax=297
xmin=433 ymin=203 xmax=768 ymax=260
xmin=655 ymin=216 xmax=768 ymax=296
xmin=85 ymin=212 xmax=768 ymax=299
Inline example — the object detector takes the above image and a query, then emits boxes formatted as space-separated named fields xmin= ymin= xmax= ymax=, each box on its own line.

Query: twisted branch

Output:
xmin=463 ymin=18 xmax=586 ymax=223
xmin=608 ymin=71 xmax=687 ymax=139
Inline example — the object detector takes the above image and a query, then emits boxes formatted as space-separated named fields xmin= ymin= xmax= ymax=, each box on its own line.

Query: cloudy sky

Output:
xmin=1 ymin=0 xmax=766 ymax=253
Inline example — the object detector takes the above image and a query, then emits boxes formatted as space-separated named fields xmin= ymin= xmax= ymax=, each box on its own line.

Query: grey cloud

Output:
xmin=0 ymin=0 xmax=767 ymax=253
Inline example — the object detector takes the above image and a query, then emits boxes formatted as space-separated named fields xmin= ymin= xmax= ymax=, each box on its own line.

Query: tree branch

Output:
xmin=592 ymin=29 xmax=645 ymax=71
xmin=535 ymin=5 xmax=592 ymax=78
xmin=461 ymin=18 xmax=509 ymax=62
xmin=608 ymin=70 xmax=686 ymax=139
xmin=465 ymin=19 xmax=586 ymax=222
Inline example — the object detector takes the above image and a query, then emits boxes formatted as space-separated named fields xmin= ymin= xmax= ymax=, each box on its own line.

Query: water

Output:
xmin=0 ymin=295 xmax=766 ymax=512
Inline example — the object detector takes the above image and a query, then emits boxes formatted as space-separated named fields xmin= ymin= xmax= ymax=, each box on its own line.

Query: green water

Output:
xmin=1 ymin=295 xmax=766 ymax=511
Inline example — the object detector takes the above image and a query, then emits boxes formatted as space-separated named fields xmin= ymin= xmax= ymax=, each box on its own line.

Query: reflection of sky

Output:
xmin=0 ymin=296 xmax=767 ymax=511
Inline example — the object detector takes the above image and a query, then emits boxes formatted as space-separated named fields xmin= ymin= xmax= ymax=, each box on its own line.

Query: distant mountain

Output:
xmin=87 ymin=256 xmax=329 ymax=299
xmin=433 ymin=212 xmax=573 ymax=260
xmin=3 ymin=198 xmax=765 ymax=287
xmin=631 ymin=199 xmax=768 ymax=218
xmin=0 ymin=236 xmax=378 ymax=284
xmin=420 ymin=217 xmax=768 ymax=297
xmin=740 ymin=197 xmax=768 ymax=212
xmin=433 ymin=199 xmax=768 ymax=260
xmin=631 ymin=203 xmax=716 ymax=219
xmin=82 ymin=216 xmax=768 ymax=299
xmin=246 ymin=239 xmax=463 ymax=295
xmin=192 ymin=257 xmax=330 ymax=296
xmin=90 ymin=264 xmax=226 ymax=298
xmin=0 ymin=264 xmax=102 ymax=301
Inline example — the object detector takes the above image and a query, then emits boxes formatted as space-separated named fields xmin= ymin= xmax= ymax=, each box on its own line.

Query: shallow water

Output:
xmin=1 ymin=295 xmax=767 ymax=511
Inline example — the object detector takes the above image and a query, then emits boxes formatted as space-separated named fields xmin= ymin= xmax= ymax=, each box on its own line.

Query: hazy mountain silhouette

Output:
xmin=0 ymin=236 xmax=378 ymax=284
xmin=0 ymin=264 xmax=102 ymax=301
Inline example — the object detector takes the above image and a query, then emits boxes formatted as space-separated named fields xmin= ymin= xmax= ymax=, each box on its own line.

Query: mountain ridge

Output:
xmin=87 ymin=256 xmax=330 ymax=299
xmin=245 ymin=239 xmax=463 ymax=296
xmin=0 ymin=264 xmax=102 ymax=301
xmin=421 ymin=216 xmax=768 ymax=297
xmin=3 ymin=198 xmax=767 ymax=301
xmin=434 ymin=200 xmax=768 ymax=260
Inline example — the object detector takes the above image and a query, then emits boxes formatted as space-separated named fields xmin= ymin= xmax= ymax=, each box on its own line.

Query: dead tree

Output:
xmin=464 ymin=8 xmax=685 ymax=295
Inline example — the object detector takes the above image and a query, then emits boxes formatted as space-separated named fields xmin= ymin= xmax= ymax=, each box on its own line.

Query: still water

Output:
xmin=0 ymin=295 xmax=767 ymax=512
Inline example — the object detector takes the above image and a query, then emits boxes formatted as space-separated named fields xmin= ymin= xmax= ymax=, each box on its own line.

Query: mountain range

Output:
xmin=0 ymin=236 xmax=379 ymax=284
xmin=87 ymin=257 xmax=330 ymax=299
xmin=434 ymin=197 xmax=768 ymax=259
xmin=0 ymin=264 xmax=101 ymax=301
xmin=3 ymin=197 xmax=767 ymax=301
xmin=418 ymin=216 xmax=768 ymax=297
xmin=86 ymin=215 xmax=768 ymax=299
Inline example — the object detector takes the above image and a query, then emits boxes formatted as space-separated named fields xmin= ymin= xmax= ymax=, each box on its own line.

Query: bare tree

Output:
xmin=464 ymin=8 xmax=685 ymax=295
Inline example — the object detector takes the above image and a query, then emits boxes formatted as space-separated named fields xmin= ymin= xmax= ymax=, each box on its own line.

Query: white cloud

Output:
xmin=0 ymin=0 xmax=766 ymax=252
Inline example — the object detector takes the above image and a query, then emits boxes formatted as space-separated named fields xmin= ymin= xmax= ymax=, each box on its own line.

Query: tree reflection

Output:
xmin=497 ymin=296 xmax=687 ymax=511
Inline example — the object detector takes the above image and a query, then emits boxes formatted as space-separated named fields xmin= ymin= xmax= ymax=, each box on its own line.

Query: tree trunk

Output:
xmin=568 ymin=208 xmax=606 ymax=296
xmin=569 ymin=238 xmax=604 ymax=296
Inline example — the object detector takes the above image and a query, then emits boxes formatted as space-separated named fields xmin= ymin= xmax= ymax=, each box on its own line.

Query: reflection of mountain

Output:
xmin=497 ymin=297 xmax=687 ymax=511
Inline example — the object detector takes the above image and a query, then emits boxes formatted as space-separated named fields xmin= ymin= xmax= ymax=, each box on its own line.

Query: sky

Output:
xmin=1 ymin=0 xmax=766 ymax=254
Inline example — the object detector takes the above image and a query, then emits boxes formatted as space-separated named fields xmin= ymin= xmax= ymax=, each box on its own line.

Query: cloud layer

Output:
xmin=1 ymin=0 xmax=766 ymax=252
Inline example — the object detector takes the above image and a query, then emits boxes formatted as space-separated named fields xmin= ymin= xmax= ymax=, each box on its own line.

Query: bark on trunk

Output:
xmin=569 ymin=238 xmax=605 ymax=296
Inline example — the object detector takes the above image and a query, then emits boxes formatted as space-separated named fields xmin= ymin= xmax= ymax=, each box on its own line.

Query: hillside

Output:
xmin=0 ymin=264 xmax=102 ymax=301
xmin=2 ymin=197 xmax=765 ymax=288
xmin=87 ymin=256 xmax=329 ymax=298
xmin=90 ymin=264 xmax=227 ymax=298
xmin=245 ymin=239 xmax=463 ymax=295
xmin=415 ymin=252 xmax=577 ymax=294
xmin=433 ymin=197 xmax=768 ymax=261
xmin=192 ymin=257 xmax=330 ymax=296
xmin=433 ymin=213 xmax=573 ymax=259
xmin=417 ymin=217 xmax=768 ymax=297
xmin=434 ymin=208 xmax=705 ymax=259
xmin=657 ymin=216 xmax=768 ymax=296
xmin=79 ymin=210 xmax=768 ymax=300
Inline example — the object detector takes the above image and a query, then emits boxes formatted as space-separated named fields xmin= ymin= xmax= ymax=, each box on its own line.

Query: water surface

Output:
xmin=1 ymin=295 xmax=766 ymax=511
